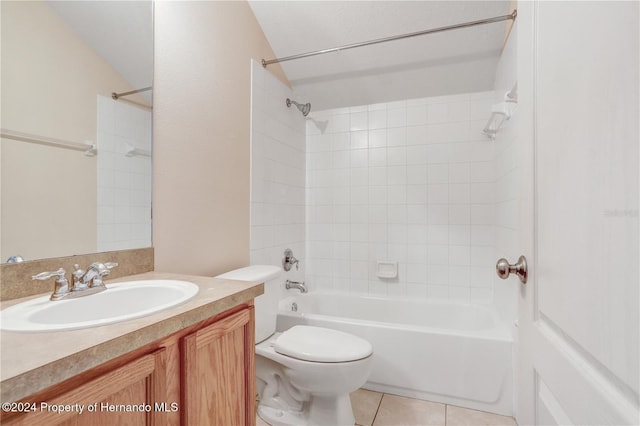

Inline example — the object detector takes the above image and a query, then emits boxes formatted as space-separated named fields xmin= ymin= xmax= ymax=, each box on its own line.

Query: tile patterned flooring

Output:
xmin=257 ymin=388 xmax=518 ymax=426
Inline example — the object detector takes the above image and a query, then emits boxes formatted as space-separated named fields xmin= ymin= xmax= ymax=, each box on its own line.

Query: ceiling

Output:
xmin=45 ymin=1 xmax=510 ymax=111
xmin=46 ymin=1 xmax=153 ymax=103
xmin=248 ymin=1 xmax=512 ymax=110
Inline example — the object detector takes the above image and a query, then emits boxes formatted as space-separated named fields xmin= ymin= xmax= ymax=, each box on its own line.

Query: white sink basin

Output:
xmin=0 ymin=280 xmax=200 ymax=332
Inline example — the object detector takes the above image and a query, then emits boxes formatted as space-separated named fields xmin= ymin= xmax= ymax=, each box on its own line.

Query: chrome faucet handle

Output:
xmin=87 ymin=262 xmax=118 ymax=287
xmin=32 ymin=268 xmax=66 ymax=281
xmin=89 ymin=262 xmax=118 ymax=275
xmin=72 ymin=262 xmax=118 ymax=288
xmin=74 ymin=262 xmax=117 ymax=274
xmin=32 ymin=268 xmax=70 ymax=301
xmin=283 ymin=248 xmax=299 ymax=271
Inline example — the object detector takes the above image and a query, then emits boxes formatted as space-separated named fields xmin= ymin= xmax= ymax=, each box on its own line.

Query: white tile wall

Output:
xmin=250 ymin=61 xmax=306 ymax=283
xmin=97 ymin=95 xmax=152 ymax=252
xmin=492 ymin=101 xmax=519 ymax=321
xmin=491 ymin=22 xmax=519 ymax=325
xmin=249 ymin=64 xmax=516 ymax=311
xmin=305 ymin=92 xmax=496 ymax=301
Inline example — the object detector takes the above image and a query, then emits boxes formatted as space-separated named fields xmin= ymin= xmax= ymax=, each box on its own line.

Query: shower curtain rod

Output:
xmin=1 ymin=128 xmax=96 ymax=156
xmin=262 ymin=10 xmax=516 ymax=67
xmin=111 ymin=86 xmax=152 ymax=100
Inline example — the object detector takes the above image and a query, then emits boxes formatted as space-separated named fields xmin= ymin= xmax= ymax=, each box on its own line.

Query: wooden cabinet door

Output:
xmin=3 ymin=349 xmax=168 ymax=426
xmin=182 ymin=307 xmax=256 ymax=426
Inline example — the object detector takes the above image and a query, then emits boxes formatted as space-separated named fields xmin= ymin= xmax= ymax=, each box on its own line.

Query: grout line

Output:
xmin=444 ymin=404 xmax=448 ymax=426
xmin=370 ymin=392 xmax=385 ymax=426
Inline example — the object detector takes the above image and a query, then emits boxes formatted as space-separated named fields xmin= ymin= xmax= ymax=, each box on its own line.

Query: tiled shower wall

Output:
xmin=492 ymin=25 xmax=519 ymax=323
xmin=97 ymin=95 xmax=152 ymax=252
xmin=305 ymin=92 xmax=497 ymax=301
xmin=250 ymin=61 xmax=306 ymax=283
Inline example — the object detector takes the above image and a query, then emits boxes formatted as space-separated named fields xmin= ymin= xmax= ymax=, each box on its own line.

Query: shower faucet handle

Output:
xmin=282 ymin=248 xmax=299 ymax=271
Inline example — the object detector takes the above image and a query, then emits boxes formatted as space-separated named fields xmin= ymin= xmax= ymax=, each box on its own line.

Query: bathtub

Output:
xmin=276 ymin=292 xmax=513 ymax=415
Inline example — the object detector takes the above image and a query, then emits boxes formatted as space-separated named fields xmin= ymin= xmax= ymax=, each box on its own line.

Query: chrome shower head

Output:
xmin=286 ymin=98 xmax=311 ymax=117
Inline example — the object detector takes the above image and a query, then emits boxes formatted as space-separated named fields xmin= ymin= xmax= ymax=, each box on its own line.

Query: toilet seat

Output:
xmin=273 ymin=325 xmax=372 ymax=362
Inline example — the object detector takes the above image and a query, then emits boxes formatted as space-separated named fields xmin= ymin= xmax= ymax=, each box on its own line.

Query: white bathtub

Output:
xmin=276 ymin=293 xmax=513 ymax=415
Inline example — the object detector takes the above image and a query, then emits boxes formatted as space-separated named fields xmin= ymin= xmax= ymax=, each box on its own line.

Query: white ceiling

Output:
xmin=46 ymin=1 xmax=153 ymax=103
xmin=248 ymin=1 xmax=511 ymax=110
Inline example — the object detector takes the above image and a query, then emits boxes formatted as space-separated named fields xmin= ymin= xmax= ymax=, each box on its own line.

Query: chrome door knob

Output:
xmin=496 ymin=255 xmax=528 ymax=284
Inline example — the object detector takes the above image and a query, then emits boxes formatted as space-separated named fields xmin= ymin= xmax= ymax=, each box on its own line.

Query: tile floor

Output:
xmin=351 ymin=389 xmax=518 ymax=426
xmin=256 ymin=389 xmax=518 ymax=426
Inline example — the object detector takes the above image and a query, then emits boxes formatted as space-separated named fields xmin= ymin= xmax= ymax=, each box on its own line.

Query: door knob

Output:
xmin=496 ymin=255 xmax=528 ymax=284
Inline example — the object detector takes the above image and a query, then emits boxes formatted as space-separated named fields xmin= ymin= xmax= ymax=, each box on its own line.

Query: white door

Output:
xmin=516 ymin=2 xmax=639 ymax=425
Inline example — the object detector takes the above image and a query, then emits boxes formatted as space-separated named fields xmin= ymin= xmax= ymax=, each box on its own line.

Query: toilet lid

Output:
xmin=273 ymin=325 xmax=372 ymax=362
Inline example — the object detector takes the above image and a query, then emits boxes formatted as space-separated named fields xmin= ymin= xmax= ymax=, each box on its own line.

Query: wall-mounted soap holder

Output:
xmin=376 ymin=261 xmax=398 ymax=279
xmin=482 ymin=84 xmax=517 ymax=141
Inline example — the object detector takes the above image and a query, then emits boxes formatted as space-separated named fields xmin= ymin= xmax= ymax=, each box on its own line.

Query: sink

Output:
xmin=0 ymin=280 xmax=200 ymax=332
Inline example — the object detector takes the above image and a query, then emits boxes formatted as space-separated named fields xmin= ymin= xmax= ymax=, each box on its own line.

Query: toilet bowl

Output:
xmin=257 ymin=326 xmax=372 ymax=426
xmin=216 ymin=265 xmax=373 ymax=426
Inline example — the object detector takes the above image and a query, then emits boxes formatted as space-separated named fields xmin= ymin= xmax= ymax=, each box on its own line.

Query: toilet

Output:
xmin=217 ymin=265 xmax=373 ymax=426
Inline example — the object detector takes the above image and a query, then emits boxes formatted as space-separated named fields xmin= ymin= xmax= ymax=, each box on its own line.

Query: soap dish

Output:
xmin=376 ymin=261 xmax=398 ymax=279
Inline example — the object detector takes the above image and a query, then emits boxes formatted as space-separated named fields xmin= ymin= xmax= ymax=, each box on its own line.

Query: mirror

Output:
xmin=1 ymin=1 xmax=153 ymax=263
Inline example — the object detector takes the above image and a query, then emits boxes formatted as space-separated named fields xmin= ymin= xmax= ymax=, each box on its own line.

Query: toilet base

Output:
xmin=258 ymin=394 xmax=355 ymax=426
xmin=258 ymin=405 xmax=305 ymax=426
xmin=308 ymin=394 xmax=355 ymax=426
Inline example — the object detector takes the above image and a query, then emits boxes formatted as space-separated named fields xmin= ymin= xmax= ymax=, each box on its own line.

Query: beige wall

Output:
xmin=153 ymin=1 xmax=288 ymax=276
xmin=1 ymin=1 xmax=140 ymax=261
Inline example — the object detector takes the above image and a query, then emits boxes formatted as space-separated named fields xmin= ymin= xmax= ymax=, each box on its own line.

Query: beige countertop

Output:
xmin=0 ymin=271 xmax=263 ymax=403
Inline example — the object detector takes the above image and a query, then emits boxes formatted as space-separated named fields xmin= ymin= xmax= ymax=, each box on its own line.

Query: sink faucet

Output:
xmin=32 ymin=262 xmax=118 ymax=301
xmin=73 ymin=262 xmax=118 ymax=289
xmin=285 ymin=280 xmax=308 ymax=293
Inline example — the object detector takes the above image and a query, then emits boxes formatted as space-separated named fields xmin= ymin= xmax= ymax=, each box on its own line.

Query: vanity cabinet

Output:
xmin=1 ymin=350 xmax=167 ymax=426
xmin=182 ymin=308 xmax=255 ymax=425
xmin=1 ymin=304 xmax=256 ymax=426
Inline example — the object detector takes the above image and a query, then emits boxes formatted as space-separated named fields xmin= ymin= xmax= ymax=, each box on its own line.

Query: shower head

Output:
xmin=286 ymin=98 xmax=311 ymax=117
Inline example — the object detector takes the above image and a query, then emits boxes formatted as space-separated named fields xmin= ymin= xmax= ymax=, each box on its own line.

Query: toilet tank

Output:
xmin=216 ymin=265 xmax=282 ymax=344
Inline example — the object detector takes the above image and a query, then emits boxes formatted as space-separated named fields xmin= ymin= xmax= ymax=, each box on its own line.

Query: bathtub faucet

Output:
xmin=285 ymin=280 xmax=308 ymax=293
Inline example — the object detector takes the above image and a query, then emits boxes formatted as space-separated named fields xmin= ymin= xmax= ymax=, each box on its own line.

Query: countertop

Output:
xmin=0 ymin=271 xmax=263 ymax=402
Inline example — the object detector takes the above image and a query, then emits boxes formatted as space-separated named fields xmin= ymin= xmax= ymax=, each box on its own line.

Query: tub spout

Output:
xmin=285 ymin=280 xmax=308 ymax=293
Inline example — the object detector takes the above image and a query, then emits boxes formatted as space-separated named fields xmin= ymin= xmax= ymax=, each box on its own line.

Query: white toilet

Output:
xmin=217 ymin=265 xmax=373 ymax=426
